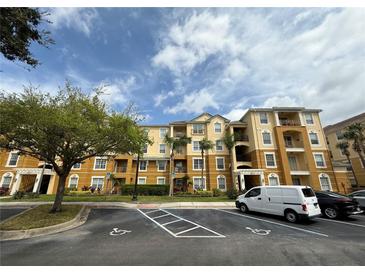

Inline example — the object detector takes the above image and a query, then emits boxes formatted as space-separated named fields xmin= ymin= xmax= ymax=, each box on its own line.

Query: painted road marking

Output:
xmin=152 ymin=213 xmax=171 ymax=219
xmin=319 ymin=218 xmax=365 ymax=228
xmin=216 ymin=209 xmax=328 ymax=238
xmin=246 ymin=227 xmax=271 ymax=236
xmin=161 ymin=219 xmax=183 ymax=226
xmin=109 ymin=228 xmax=131 ymax=236
xmin=144 ymin=209 xmax=161 ymax=214
xmin=137 ymin=209 xmax=225 ymax=238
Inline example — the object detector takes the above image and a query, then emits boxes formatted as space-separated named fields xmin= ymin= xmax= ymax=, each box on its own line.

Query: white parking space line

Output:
xmin=216 ymin=209 xmax=328 ymax=238
xmin=152 ymin=213 xmax=170 ymax=219
xmin=144 ymin=209 xmax=161 ymax=214
xmin=319 ymin=218 xmax=365 ymax=228
xmin=137 ymin=209 xmax=225 ymax=238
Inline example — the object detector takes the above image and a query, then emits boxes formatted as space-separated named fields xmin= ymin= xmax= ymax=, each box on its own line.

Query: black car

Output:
xmin=315 ymin=191 xmax=363 ymax=219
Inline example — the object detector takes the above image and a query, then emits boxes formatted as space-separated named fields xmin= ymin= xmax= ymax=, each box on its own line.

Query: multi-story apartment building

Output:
xmin=0 ymin=107 xmax=352 ymax=195
xmin=324 ymin=112 xmax=365 ymax=188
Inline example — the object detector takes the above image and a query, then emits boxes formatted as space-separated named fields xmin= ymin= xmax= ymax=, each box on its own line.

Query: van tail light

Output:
xmin=302 ymin=204 xmax=308 ymax=211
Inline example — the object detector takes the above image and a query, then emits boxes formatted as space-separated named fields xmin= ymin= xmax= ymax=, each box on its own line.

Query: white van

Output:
xmin=235 ymin=186 xmax=321 ymax=223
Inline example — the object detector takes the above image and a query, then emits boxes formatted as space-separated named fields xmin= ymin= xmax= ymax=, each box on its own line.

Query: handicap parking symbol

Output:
xmin=246 ymin=227 xmax=271 ymax=236
xmin=109 ymin=228 xmax=132 ymax=236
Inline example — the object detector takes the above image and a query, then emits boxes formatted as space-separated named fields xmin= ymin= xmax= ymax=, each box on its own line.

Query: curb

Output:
xmin=0 ymin=205 xmax=90 ymax=241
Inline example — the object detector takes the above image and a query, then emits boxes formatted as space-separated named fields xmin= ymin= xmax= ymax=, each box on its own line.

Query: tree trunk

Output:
xmin=356 ymin=150 xmax=365 ymax=170
xmin=50 ymin=173 xmax=68 ymax=213
xmin=346 ymin=154 xmax=359 ymax=188
xmin=201 ymin=150 xmax=204 ymax=190
xmin=169 ymin=153 xmax=174 ymax=196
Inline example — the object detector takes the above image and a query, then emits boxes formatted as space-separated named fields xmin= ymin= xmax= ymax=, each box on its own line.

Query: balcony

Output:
xmin=236 ymin=154 xmax=251 ymax=162
xmin=235 ymin=134 xmax=249 ymax=142
xmin=114 ymin=160 xmax=128 ymax=173
xmin=115 ymin=166 xmax=127 ymax=173
xmin=279 ymin=119 xmax=301 ymax=126
xmin=175 ymin=167 xmax=187 ymax=173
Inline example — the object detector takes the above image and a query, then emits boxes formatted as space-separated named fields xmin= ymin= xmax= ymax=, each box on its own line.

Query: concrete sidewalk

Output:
xmin=0 ymin=201 xmax=235 ymax=209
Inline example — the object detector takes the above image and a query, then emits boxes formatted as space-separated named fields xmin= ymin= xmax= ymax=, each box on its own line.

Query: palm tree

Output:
xmin=222 ymin=132 xmax=238 ymax=191
xmin=199 ymin=138 xmax=214 ymax=190
xmin=336 ymin=141 xmax=358 ymax=188
xmin=343 ymin=123 xmax=365 ymax=168
xmin=164 ymin=135 xmax=191 ymax=196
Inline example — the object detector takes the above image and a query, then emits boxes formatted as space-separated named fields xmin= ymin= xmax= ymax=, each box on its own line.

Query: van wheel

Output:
xmin=239 ymin=203 xmax=249 ymax=213
xmin=285 ymin=210 xmax=298 ymax=223
xmin=323 ymin=207 xmax=338 ymax=219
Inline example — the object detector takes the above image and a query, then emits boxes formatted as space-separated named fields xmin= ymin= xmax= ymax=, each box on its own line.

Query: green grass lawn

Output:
xmin=0 ymin=194 xmax=233 ymax=203
xmin=0 ymin=204 xmax=82 ymax=230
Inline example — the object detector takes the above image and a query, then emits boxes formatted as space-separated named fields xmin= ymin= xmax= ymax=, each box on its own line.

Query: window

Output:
xmin=157 ymin=160 xmax=166 ymax=171
xmin=302 ymin=188 xmax=315 ymax=197
xmin=262 ymin=132 xmax=272 ymax=145
xmin=193 ymin=158 xmax=204 ymax=170
xmin=160 ymin=128 xmax=168 ymax=138
xmin=192 ymin=124 xmax=204 ymax=134
xmin=193 ymin=177 xmax=206 ymax=190
xmin=157 ymin=177 xmax=165 ymax=185
xmin=215 ymin=140 xmax=223 ymax=151
xmin=319 ymin=174 xmax=332 ymax=191
xmin=268 ymin=174 xmax=280 ymax=186
xmin=336 ymin=131 xmax=344 ymax=141
xmin=159 ymin=144 xmax=166 ymax=154
xmin=139 ymin=160 xmax=147 ymax=171
xmin=7 ymin=151 xmax=19 ymax=167
xmin=216 ymin=157 xmax=225 ymax=170
xmin=305 ymin=113 xmax=314 ymax=124
xmin=192 ymin=141 xmax=201 ymax=152
xmin=309 ymin=132 xmax=319 ymax=145
xmin=1 ymin=173 xmax=13 ymax=188
xmin=91 ymin=177 xmax=104 ymax=189
xmin=214 ymin=123 xmax=222 ymax=133
xmin=265 ymin=153 xmax=276 ymax=168
xmin=217 ymin=175 xmax=226 ymax=190
xmin=94 ymin=157 xmax=107 ymax=170
xmin=138 ymin=177 xmax=146 ymax=185
xmin=314 ymin=153 xmax=326 ymax=168
xmin=292 ymin=177 xmax=301 ymax=185
xmin=142 ymin=144 xmax=148 ymax=153
xmin=72 ymin=162 xmax=81 ymax=169
xmin=245 ymin=188 xmax=261 ymax=197
xmin=69 ymin=175 xmax=79 ymax=188
xmin=260 ymin=113 xmax=268 ymax=124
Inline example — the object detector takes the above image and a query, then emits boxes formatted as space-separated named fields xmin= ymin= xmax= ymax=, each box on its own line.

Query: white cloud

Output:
xmin=262 ymin=96 xmax=299 ymax=108
xmin=224 ymin=108 xmax=248 ymax=121
xmin=48 ymin=8 xmax=100 ymax=37
xmin=97 ymin=76 xmax=137 ymax=106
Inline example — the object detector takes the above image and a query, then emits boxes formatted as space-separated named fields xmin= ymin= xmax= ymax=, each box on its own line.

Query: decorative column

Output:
xmin=240 ymin=172 xmax=245 ymax=190
xmin=260 ymin=173 xmax=265 ymax=186
xmin=10 ymin=173 xmax=22 ymax=195
xmin=32 ymin=173 xmax=42 ymax=193
xmin=274 ymin=112 xmax=280 ymax=126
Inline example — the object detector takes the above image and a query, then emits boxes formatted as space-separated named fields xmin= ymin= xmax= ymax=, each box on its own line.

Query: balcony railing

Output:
xmin=175 ymin=167 xmax=187 ymax=173
xmin=174 ymin=132 xmax=186 ymax=138
xmin=236 ymin=154 xmax=251 ymax=162
xmin=279 ymin=119 xmax=301 ymax=126
xmin=115 ymin=166 xmax=127 ymax=173
xmin=235 ymin=134 xmax=249 ymax=142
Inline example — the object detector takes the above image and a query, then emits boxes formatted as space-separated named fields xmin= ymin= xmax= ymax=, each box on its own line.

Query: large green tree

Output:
xmin=0 ymin=8 xmax=53 ymax=68
xmin=0 ymin=83 xmax=150 ymax=212
xmin=164 ymin=135 xmax=191 ymax=196
xmin=343 ymin=123 xmax=365 ymax=168
xmin=199 ymin=138 xmax=214 ymax=190
xmin=222 ymin=132 xmax=238 ymax=191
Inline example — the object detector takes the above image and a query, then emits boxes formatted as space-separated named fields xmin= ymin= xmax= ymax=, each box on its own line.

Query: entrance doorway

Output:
xmin=39 ymin=175 xmax=51 ymax=194
xmin=243 ymin=175 xmax=261 ymax=190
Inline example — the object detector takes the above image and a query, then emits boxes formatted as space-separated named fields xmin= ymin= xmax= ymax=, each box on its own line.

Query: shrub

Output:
xmin=0 ymin=187 xmax=10 ymax=196
xmin=26 ymin=192 xmax=39 ymax=199
xmin=13 ymin=191 xmax=25 ymax=200
xmin=82 ymin=185 xmax=90 ymax=191
xmin=120 ymin=184 xmax=169 ymax=196
xmin=195 ymin=190 xmax=213 ymax=197
xmin=90 ymin=186 xmax=96 ymax=193
xmin=226 ymin=188 xmax=238 ymax=199
xmin=213 ymin=188 xmax=223 ymax=197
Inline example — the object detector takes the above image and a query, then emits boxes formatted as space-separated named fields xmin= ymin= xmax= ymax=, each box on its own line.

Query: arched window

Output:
xmin=262 ymin=130 xmax=272 ymax=145
xmin=217 ymin=175 xmax=226 ymax=191
xmin=1 ymin=172 xmax=13 ymax=188
xmin=68 ymin=174 xmax=79 ymax=189
xmin=319 ymin=173 xmax=332 ymax=191
xmin=268 ymin=173 xmax=280 ymax=186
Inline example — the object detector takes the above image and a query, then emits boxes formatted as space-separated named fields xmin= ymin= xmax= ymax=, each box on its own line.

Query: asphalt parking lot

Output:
xmin=0 ymin=208 xmax=364 ymax=266
xmin=0 ymin=208 xmax=29 ymax=222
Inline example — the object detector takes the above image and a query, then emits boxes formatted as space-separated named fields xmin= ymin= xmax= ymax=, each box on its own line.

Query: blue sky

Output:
xmin=1 ymin=7 xmax=364 ymax=126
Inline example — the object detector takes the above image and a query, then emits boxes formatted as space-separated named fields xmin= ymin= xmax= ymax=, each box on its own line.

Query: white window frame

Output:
xmin=192 ymin=141 xmax=201 ymax=152
xmin=264 ymin=152 xmax=277 ymax=168
xmin=157 ymin=160 xmax=166 ymax=172
xmin=309 ymin=131 xmax=320 ymax=146
xmin=268 ymin=173 xmax=280 ymax=186
xmin=305 ymin=113 xmax=314 ymax=125
xmin=216 ymin=157 xmax=225 ymax=170
xmin=259 ymin=112 xmax=268 ymax=124
xmin=137 ymin=177 xmax=147 ymax=185
xmin=193 ymin=176 xmax=206 ymax=190
xmin=217 ymin=175 xmax=226 ymax=191
xmin=0 ymin=172 xmax=13 ymax=188
xmin=139 ymin=160 xmax=148 ymax=172
xmin=313 ymin=153 xmax=326 ymax=168
xmin=159 ymin=143 xmax=166 ymax=154
xmin=159 ymin=128 xmax=168 ymax=138
xmin=215 ymin=140 xmax=223 ymax=151
xmin=68 ymin=174 xmax=79 ymax=188
xmin=319 ymin=173 xmax=332 ymax=191
xmin=192 ymin=124 xmax=204 ymax=134
xmin=214 ymin=122 xmax=222 ymax=133
xmin=156 ymin=177 xmax=166 ymax=185
xmin=192 ymin=157 xmax=205 ymax=171
xmin=90 ymin=176 xmax=104 ymax=189
xmin=262 ymin=131 xmax=272 ymax=146
xmin=72 ymin=162 xmax=82 ymax=170
xmin=94 ymin=157 xmax=107 ymax=170
xmin=335 ymin=131 xmax=344 ymax=141
xmin=6 ymin=151 xmax=20 ymax=167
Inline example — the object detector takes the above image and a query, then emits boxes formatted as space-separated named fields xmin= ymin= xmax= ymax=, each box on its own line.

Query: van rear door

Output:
xmin=301 ymin=187 xmax=320 ymax=214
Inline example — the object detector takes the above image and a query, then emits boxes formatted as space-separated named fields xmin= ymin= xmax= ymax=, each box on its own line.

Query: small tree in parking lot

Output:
xmin=0 ymin=83 xmax=151 ymax=212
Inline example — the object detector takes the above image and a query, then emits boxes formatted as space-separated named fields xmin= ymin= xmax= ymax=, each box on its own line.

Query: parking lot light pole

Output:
xmin=132 ymin=153 xmax=140 ymax=201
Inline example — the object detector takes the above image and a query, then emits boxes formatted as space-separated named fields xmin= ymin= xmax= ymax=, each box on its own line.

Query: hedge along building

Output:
xmin=0 ymin=108 xmax=352 ymax=195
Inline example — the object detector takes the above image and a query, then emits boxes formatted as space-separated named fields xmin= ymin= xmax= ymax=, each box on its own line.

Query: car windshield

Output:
xmin=302 ymin=188 xmax=315 ymax=197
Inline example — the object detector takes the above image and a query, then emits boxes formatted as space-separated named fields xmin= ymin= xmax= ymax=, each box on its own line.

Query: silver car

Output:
xmin=348 ymin=190 xmax=365 ymax=210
